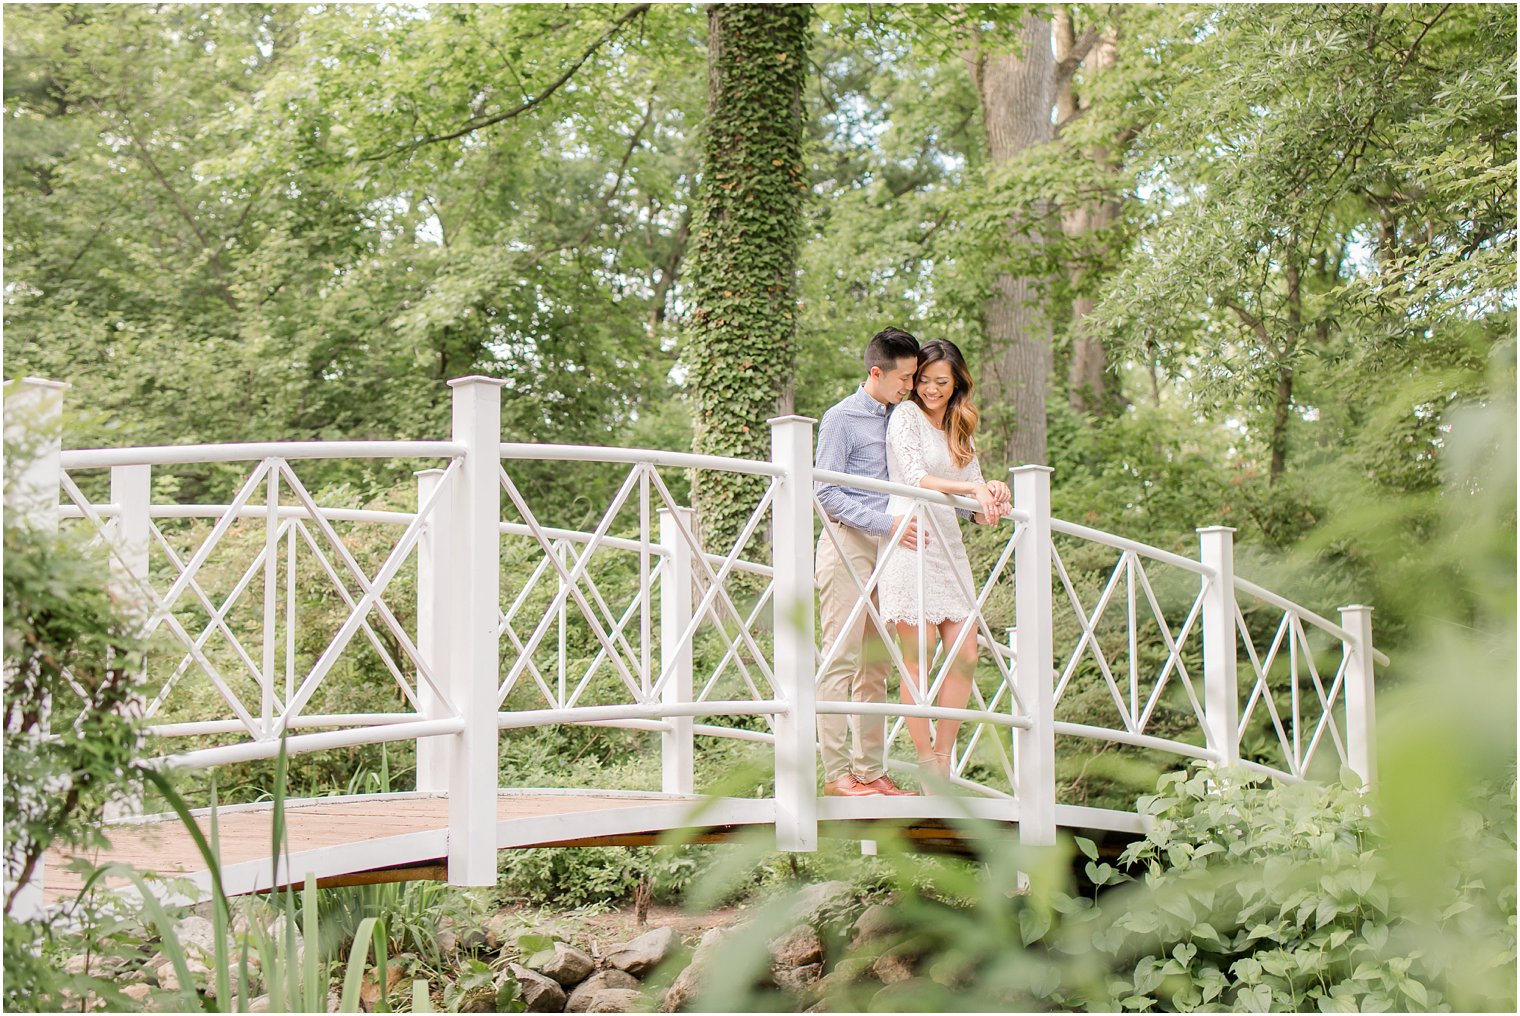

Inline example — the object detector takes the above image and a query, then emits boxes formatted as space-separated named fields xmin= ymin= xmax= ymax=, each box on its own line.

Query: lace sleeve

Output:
xmin=888 ymin=402 xmax=931 ymax=488
xmin=968 ymin=444 xmax=985 ymax=485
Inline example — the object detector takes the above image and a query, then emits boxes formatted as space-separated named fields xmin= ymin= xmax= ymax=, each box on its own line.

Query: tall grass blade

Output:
xmin=303 ymin=875 xmax=320 ymax=1012
xmin=412 ymin=979 xmax=434 ymax=1013
xmin=374 ymin=918 xmax=391 ymax=1013
xmin=338 ymin=916 xmax=380 ymax=1012
xmin=208 ymin=775 xmax=232 ymax=1010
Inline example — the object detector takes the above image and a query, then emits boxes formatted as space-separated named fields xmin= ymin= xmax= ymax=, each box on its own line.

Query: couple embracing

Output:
xmin=814 ymin=327 xmax=1011 ymax=797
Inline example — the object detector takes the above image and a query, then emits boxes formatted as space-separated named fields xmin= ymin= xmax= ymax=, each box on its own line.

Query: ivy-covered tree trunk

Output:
xmin=686 ymin=3 xmax=810 ymax=549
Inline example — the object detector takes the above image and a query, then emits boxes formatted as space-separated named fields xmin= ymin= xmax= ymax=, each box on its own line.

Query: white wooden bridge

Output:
xmin=7 ymin=376 xmax=1386 ymax=909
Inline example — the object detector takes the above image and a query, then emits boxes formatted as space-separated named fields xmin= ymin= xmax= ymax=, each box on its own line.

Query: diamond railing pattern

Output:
xmin=58 ymin=457 xmax=458 ymax=750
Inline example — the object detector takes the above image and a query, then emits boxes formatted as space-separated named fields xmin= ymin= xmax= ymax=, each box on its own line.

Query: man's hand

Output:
xmin=892 ymin=514 xmax=927 ymax=550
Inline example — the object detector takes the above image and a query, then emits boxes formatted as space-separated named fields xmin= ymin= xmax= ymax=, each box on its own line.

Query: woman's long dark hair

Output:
xmin=910 ymin=339 xmax=979 ymax=469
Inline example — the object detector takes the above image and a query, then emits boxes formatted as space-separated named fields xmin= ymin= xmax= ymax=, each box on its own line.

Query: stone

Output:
xmin=327 ymin=989 xmax=342 ymax=1013
xmin=768 ymin=924 xmax=824 ymax=968
xmin=587 ymin=987 xmax=645 ymax=1013
xmin=175 ymin=915 xmax=218 ymax=959
xmin=436 ymin=929 xmax=459 ymax=956
xmin=849 ymin=904 xmax=900 ymax=948
xmin=604 ymin=926 xmax=678 ymax=977
xmin=360 ymin=964 xmax=407 ymax=1011
xmin=121 ymin=984 xmax=153 ymax=1005
xmin=870 ymin=979 xmax=926 ymax=1012
xmin=871 ymin=951 xmax=915 ymax=985
xmin=773 ymin=963 xmax=824 ymax=993
xmin=659 ymin=928 xmax=725 ymax=1012
xmin=510 ymin=962 xmax=569 ymax=1013
xmin=457 ymin=925 xmax=492 ymax=953
xmin=789 ymin=881 xmax=857 ymax=929
xmin=245 ymin=995 xmax=271 ymax=1013
xmin=568 ymin=970 xmax=641 ymax=1012
xmin=157 ymin=955 xmax=212 ymax=992
xmin=531 ymin=940 xmax=595 ymax=986
xmin=265 ymin=915 xmax=304 ymax=958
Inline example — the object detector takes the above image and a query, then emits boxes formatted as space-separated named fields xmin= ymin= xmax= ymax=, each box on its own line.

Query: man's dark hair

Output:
xmin=864 ymin=327 xmax=920 ymax=372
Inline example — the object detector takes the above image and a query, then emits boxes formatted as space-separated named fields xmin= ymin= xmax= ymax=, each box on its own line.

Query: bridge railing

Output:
xmin=15 ymin=374 xmax=1386 ymax=888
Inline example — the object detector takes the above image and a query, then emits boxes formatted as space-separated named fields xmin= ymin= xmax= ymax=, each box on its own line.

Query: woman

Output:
xmin=877 ymin=339 xmax=1011 ymax=785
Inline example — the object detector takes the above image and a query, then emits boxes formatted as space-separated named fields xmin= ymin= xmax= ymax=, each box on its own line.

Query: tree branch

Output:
xmin=360 ymin=4 xmax=652 ymax=162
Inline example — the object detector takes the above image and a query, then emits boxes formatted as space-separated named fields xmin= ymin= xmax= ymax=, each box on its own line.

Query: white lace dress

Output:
xmin=877 ymin=400 xmax=984 ymax=626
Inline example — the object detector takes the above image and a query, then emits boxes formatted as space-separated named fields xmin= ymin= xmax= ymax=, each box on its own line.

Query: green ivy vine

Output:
xmin=684 ymin=3 xmax=811 ymax=550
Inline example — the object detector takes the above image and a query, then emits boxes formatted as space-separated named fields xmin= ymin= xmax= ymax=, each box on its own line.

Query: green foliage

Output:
xmin=2 ymin=441 xmax=149 ymax=916
xmin=686 ymin=3 xmax=811 ymax=549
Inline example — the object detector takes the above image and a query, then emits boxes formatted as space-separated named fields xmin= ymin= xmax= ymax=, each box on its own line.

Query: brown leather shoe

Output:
xmin=822 ymin=774 xmax=880 ymax=797
xmin=859 ymin=775 xmax=917 ymax=797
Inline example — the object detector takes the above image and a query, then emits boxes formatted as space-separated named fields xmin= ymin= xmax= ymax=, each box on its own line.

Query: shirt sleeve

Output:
xmin=814 ymin=410 xmax=894 ymax=537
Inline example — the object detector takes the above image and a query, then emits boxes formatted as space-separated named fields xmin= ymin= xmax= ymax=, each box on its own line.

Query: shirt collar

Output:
xmin=854 ymin=384 xmax=889 ymax=417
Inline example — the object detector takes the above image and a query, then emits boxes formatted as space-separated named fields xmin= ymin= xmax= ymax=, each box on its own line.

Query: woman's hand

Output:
xmin=971 ymin=482 xmax=1003 ymax=520
xmin=986 ymin=480 xmax=1011 ymax=510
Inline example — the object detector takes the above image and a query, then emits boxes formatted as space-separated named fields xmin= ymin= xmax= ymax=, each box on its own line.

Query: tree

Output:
xmin=965 ymin=8 xmax=1059 ymax=467
xmin=685 ymin=3 xmax=811 ymax=548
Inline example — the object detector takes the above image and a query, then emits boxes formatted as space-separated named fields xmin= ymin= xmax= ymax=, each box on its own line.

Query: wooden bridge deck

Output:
xmin=45 ymin=790 xmax=1144 ymax=905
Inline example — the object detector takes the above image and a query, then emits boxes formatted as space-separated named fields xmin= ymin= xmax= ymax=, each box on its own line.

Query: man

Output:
xmin=813 ymin=326 xmax=924 ymax=797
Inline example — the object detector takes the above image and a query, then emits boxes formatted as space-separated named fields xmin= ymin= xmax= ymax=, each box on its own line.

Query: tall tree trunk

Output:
xmin=686 ymin=4 xmax=809 ymax=548
xmin=1055 ymin=13 xmax=1122 ymax=419
xmin=971 ymin=10 xmax=1056 ymax=467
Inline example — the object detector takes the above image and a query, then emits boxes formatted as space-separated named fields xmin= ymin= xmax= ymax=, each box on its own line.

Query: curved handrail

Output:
xmin=61 ymin=440 xmax=463 ymax=469
xmin=501 ymin=442 xmax=786 ymax=478
xmin=53 ymin=435 xmax=1384 ymax=800
xmin=1234 ymin=576 xmax=1391 ymax=667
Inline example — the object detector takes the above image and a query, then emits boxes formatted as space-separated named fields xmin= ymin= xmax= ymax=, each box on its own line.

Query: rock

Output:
xmin=849 ymin=904 xmax=899 ymax=948
xmin=360 ymin=964 xmax=407 ymax=1011
xmin=157 ymin=955 xmax=211 ymax=992
xmin=457 ymin=926 xmax=492 ymax=953
xmin=436 ymin=929 xmax=459 ymax=956
xmin=768 ymin=924 xmax=824 ymax=968
xmin=568 ymin=970 xmax=642 ymax=1012
xmin=327 ymin=989 xmax=342 ymax=1013
xmin=604 ymin=926 xmax=678 ymax=977
xmin=121 ymin=984 xmax=153 ymax=1005
xmin=789 ymin=881 xmax=857 ymax=929
xmin=871 ymin=951 xmax=915 ymax=985
xmin=265 ymin=915 xmax=304 ymax=958
xmin=659 ymin=928 xmax=725 ymax=1012
xmin=773 ymin=963 xmax=824 ymax=993
xmin=245 ymin=995 xmax=271 ymax=1013
xmin=814 ymin=954 xmax=874 ymax=995
xmin=510 ymin=962 xmax=569 ymax=1013
xmin=531 ymin=941 xmax=595 ymax=986
xmin=485 ymin=913 xmax=519 ymax=950
xmin=870 ymin=979 xmax=927 ymax=1012
xmin=175 ymin=915 xmax=218 ymax=959
xmin=587 ymin=987 xmax=645 ymax=1013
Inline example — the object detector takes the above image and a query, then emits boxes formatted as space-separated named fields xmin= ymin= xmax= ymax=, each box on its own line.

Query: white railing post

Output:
xmin=415 ymin=468 xmax=452 ymax=793
xmin=658 ymin=507 xmax=696 ymax=796
xmin=1339 ymin=605 xmax=1376 ymax=788
xmin=445 ymin=376 xmax=505 ymax=885
xmin=1011 ymin=466 xmax=1056 ymax=847
xmin=2 ymin=378 xmax=69 ymax=920
xmin=768 ymin=415 xmax=817 ymax=852
xmin=4 ymin=378 xmax=70 ymax=534
xmin=1197 ymin=526 xmax=1240 ymax=767
xmin=102 ymin=464 xmax=153 ymax=823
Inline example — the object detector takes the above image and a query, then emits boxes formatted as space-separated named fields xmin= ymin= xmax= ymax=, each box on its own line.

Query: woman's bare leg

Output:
xmin=896 ymin=621 xmax=936 ymax=764
xmin=931 ymin=618 xmax=979 ymax=772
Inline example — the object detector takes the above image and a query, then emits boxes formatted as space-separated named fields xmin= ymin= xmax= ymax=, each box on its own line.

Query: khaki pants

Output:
xmin=816 ymin=522 xmax=890 ymax=782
